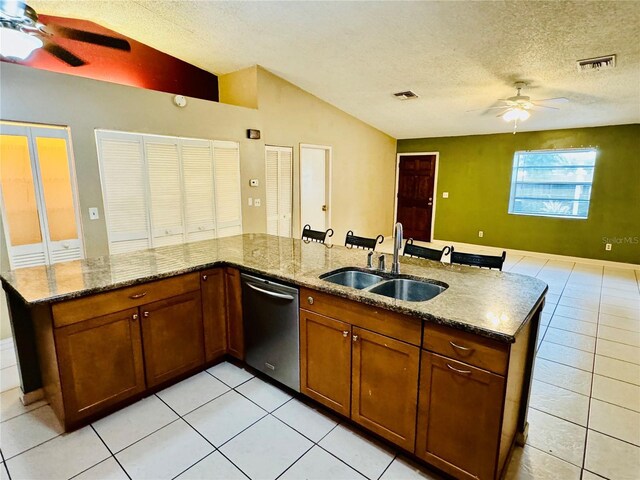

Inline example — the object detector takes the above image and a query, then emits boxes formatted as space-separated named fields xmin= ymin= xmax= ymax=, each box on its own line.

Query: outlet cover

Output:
xmin=442 ymin=192 xmax=449 ymax=198
xmin=254 ymin=198 xmax=261 ymax=207
xmin=478 ymin=230 xmax=484 ymax=238
xmin=88 ymin=207 xmax=99 ymax=220
xmin=605 ymin=243 xmax=612 ymax=251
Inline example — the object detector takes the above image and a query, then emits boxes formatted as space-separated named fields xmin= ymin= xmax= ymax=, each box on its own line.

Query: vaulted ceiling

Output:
xmin=29 ymin=1 xmax=640 ymax=138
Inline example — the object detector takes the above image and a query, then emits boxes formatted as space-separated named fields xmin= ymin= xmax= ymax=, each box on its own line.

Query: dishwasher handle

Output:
xmin=246 ymin=282 xmax=295 ymax=301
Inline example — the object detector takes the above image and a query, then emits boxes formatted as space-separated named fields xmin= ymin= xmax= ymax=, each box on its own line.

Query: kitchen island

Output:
xmin=1 ymin=233 xmax=546 ymax=480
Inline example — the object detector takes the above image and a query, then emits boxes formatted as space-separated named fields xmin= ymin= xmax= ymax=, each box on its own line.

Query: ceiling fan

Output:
xmin=0 ymin=0 xmax=131 ymax=67
xmin=471 ymin=82 xmax=569 ymax=133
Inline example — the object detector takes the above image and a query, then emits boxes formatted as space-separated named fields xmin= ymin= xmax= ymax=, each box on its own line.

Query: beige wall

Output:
xmin=254 ymin=66 xmax=397 ymax=240
xmin=0 ymin=63 xmax=397 ymax=339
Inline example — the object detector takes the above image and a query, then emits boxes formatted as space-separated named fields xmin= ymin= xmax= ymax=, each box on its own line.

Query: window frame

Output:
xmin=507 ymin=148 xmax=597 ymax=220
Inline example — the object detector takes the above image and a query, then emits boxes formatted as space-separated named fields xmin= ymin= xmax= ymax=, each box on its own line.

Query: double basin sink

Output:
xmin=320 ymin=267 xmax=447 ymax=302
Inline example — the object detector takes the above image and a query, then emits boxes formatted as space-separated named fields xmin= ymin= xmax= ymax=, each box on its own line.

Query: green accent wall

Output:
xmin=398 ymin=124 xmax=640 ymax=264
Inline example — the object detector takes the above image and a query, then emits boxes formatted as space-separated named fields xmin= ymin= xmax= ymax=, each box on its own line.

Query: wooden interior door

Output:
xmin=300 ymin=309 xmax=352 ymax=416
xmin=351 ymin=327 xmax=420 ymax=451
xmin=201 ymin=268 xmax=227 ymax=362
xmin=141 ymin=290 xmax=205 ymax=387
xmin=396 ymin=154 xmax=436 ymax=241
xmin=225 ymin=267 xmax=244 ymax=359
xmin=416 ymin=351 xmax=504 ymax=480
xmin=55 ymin=308 xmax=145 ymax=425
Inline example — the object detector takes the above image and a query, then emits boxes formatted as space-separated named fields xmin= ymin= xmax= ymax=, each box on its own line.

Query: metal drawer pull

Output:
xmin=447 ymin=364 xmax=471 ymax=375
xmin=352 ymin=335 xmax=359 ymax=342
xmin=142 ymin=311 xmax=150 ymax=318
xmin=129 ymin=292 xmax=147 ymax=299
xmin=342 ymin=330 xmax=349 ymax=337
xmin=449 ymin=341 xmax=473 ymax=352
xmin=307 ymin=296 xmax=314 ymax=305
xmin=247 ymin=283 xmax=295 ymax=301
xmin=131 ymin=313 xmax=139 ymax=321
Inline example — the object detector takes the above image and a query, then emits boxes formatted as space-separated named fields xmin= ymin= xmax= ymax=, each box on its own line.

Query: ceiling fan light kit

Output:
xmin=0 ymin=24 xmax=41 ymax=59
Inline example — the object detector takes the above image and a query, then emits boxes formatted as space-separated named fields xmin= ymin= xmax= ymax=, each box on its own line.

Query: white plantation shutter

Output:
xmin=213 ymin=140 xmax=242 ymax=237
xmin=278 ymin=148 xmax=293 ymax=237
xmin=265 ymin=146 xmax=292 ymax=237
xmin=181 ymin=139 xmax=216 ymax=242
xmin=144 ymin=138 xmax=184 ymax=247
xmin=265 ymin=147 xmax=279 ymax=235
xmin=97 ymin=131 xmax=151 ymax=254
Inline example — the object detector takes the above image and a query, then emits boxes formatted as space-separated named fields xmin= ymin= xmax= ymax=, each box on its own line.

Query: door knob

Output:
xmin=142 ymin=311 xmax=150 ymax=318
xmin=131 ymin=313 xmax=139 ymax=321
xmin=342 ymin=330 xmax=349 ymax=337
xmin=307 ymin=296 xmax=314 ymax=305
xmin=322 ymin=205 xmax=327 ymax=212
xmin=352 ymin=335 xmax=359 ymax=342
xmin=202 ymin=274 xmax=208 ymax=281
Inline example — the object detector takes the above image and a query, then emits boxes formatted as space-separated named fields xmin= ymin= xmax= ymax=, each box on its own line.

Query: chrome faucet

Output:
xmin=391 ymin=222 xmax=403 ymax=274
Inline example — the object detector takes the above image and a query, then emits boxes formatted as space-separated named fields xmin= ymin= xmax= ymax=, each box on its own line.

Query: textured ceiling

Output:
xmin=28 ymin=1 xmax=640 ymax=138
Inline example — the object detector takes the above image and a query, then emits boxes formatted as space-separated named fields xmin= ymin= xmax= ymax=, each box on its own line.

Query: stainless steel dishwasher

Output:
xmin=241 ymin=273 xmax=300 ymax=392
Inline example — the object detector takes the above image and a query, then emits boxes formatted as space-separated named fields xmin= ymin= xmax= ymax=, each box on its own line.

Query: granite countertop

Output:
xmin=0 ymin=234 xmax=547 ymax=343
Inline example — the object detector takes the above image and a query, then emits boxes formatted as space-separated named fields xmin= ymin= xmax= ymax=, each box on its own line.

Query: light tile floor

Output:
xmin=0 ymin=251 xmax=639 ymax=480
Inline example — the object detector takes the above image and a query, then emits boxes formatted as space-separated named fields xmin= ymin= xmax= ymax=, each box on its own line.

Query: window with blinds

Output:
xmin=0 ymin=122 xmax=84 ymax=269
xmin=508 ymin=149 xmax=597 ymax=219
xmin=265 ymin=146 xmax=293 ymax=237
xmin=96 ymin=130 xmax=242 ymax=254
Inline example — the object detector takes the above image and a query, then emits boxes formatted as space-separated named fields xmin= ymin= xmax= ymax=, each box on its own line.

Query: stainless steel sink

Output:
xmin=320 ymin=270 xmax=384 ymax=289
xmin=367 ymin=278 xmax=446 ymax=302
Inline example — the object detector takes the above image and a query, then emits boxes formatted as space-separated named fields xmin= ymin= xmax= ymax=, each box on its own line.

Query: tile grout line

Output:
xmin=0 ymin=449 xmax=11 ymax=480
xmin=0 ymin=400 xmax=50 ymax=425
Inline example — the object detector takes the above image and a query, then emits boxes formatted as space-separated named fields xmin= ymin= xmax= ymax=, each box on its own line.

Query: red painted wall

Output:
xmin=1 ymin=15 xmax=218 ymax=101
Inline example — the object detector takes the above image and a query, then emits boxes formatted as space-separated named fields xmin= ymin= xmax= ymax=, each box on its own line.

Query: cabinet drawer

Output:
xmin=301 ymin=287 xmax=421 ymax=346
xmin=423 ymin=323 xmax=508 ymax=375
xmin=52 ymin=273 xmax=200 ymax=327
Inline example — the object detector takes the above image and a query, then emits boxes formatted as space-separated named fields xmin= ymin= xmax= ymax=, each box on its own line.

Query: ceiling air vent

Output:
xmin=576 ymin=55 xmax=616 ymax=72
xmin=393 ymin=90 xmax=419 ymax=100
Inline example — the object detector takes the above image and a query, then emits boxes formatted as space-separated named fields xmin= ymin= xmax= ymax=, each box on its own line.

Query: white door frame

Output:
xmin=299 ymin=143 xmax=332 ymax=236
xmin=393 ymin=152 xmax=439 ymax=242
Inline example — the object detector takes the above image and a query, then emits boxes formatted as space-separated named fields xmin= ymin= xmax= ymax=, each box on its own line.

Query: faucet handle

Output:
xmin=366 ymin=251 xmax=374 ymax=268
xmin=378 ymin=254 xmax=386 ymax=271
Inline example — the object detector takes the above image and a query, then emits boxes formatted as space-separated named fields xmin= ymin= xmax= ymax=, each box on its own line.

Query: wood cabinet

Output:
xmin=300 ymin=288 xmax=420 ymax=450
xmin=141 ymin=291 xmax=205 ymax=387
xmin=300 ymin=310 xmax=351 ymax=416
xmin=225 ymin=267 xmax=244 ymax=359
xmin=200 ymin=269 xmax=227 ymax=362
xmin=55 ymin=308 xmax=145 ymax=427
xmin=352 ymin=327 xmax=420 ymax=451
xmin=416 ymin=352 xmax=504 ymax=480
xmin=38 ymin=273 xmax=204 ymax=429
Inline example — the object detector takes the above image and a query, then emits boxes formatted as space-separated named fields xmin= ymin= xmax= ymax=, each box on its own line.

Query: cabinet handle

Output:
xmin=142 ymin=311 xmax=150 ymax=318
xmin=352 ymin=334 xmax=359 ymax=342
xmin=131 ymin=313 xmax=139 ymax=321
xmin=202 ymin=274 xmax=208 ymax=281
xmin=129 ymin=292 xmax=147 ymax=299
xmin=342 ymin=330 xmax=349 ymax=338
xmin=449 ymin=341 xmax=473 ymax=352
xmin=446 ymin=364 xmax=471 ymax=375
xmin=307 ymin=296 xmax=314 ymax=305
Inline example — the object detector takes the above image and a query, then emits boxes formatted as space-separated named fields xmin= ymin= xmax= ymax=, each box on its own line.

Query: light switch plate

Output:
xmin=250 ymin=179 xmax=259 ymax=187
xmin=442 ymin=192 xmax=449 ymax=198
xmin=88 ymin=207 xmax=99 ymax=220
xmin=254 ymin=198 xmax=261 ymax=207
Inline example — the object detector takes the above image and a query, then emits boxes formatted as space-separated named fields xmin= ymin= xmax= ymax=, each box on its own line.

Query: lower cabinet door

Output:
xmin=55 ymin=308 xmax=145 ymax=425
xmin=225 ymin=267 xmax=244 ymax=360
xmin=415 ymin=351 xmax=505 ymax=480
xmin=201 ymin=269 xmax=227 ymax=362
xmin=351 ymin=327 xmax=420 ymax=451
xmin=300 ymin=309 xmax=352 ymax=416
xmin=141 ymin=290 xmax=205 ymax=387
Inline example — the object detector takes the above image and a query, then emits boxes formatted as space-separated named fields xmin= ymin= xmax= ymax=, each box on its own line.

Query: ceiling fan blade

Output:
xmin=495 ymin=110 xmax=510 ymax=117
xmin=46 ymin=24 xmax=131 ymax=51
xmin=466 ymin=106 xmax=510 ymax=112
xmin=531 ymin=103 xmax=560 ymax=110
xmin=42 ymin=40 xmax=86 ymax=67
xmin=535 ymin=97 xmax=569 ymax=104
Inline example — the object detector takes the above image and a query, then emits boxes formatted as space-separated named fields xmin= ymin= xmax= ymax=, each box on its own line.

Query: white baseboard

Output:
xmin=433 ymin=238 xmax=639 ymax=270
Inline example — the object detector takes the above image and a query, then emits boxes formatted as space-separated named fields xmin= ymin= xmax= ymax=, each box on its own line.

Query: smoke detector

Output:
xmin=576 ymin=55 xmax=616 ymax=72
xmin=393 ymin=90 xmax=419 ymax=100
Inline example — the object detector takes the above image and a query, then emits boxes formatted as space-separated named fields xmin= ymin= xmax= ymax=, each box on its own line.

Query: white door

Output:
xmin=265 ymin=145 xmax=293 ymax=237
xmin=0 ymin=122 xmax=84 ymax=268
xmin=300 ymin=145 xmax=330 ymax=232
